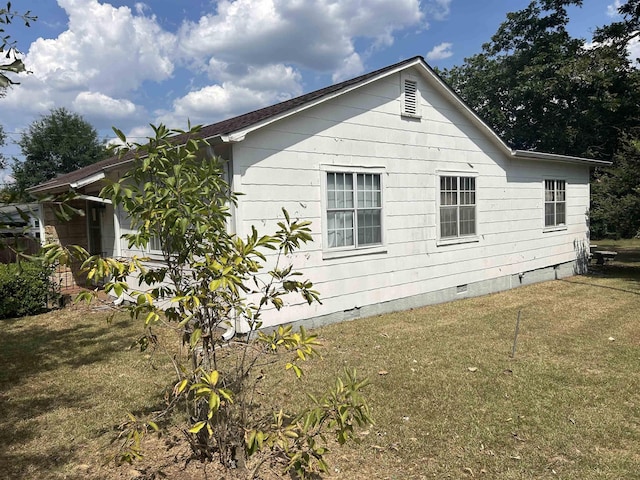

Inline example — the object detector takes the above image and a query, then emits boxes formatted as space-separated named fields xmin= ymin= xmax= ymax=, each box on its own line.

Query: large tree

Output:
xmin=439 ymin=0 xmax=640 ymax=237
xmin=589 ymin=1 xmax=640 ymax=237
xmin=590 ymin=132 xmax=640 ymax=238
xmin=11 ymin=108 xmax=108 ymax=200
xmin=439 ymin=0 xmax=640 ymax=161
xmin=593 ymin=0 xmax=640 ymax=55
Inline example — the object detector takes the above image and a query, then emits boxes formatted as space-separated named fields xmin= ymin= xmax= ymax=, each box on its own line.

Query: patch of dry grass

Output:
xmin=1 ymin=257 xmax=640 ymax=479
xmin=300 ymin=272 xmax=640 ymax=479
xmin=0 ymin=304 xmax=179 ymax=480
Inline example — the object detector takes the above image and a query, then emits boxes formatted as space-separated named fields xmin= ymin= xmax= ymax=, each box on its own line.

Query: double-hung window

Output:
xmin=439 ymin=175 xmax=476 ymax=239
xmin=148 ymin=234 xmax=163 ymax=253
xmin=326 ymin=172 xmax=382 ymax=249
xmin=544 ymin=179 xmax=566 ymax=227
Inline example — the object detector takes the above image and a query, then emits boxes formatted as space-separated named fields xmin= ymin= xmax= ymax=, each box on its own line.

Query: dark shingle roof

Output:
xmin=30 ymin=56 xmax=424 ymax=193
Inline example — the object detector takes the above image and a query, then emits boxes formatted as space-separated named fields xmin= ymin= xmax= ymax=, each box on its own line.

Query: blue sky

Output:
xmin=0 ymin=0 xmax=630 ymax=182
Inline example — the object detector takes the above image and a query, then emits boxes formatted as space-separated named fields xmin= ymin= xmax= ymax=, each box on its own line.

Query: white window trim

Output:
xmin=436 ymin=169 xmax=480 ymax=246
xmin=543 ymin=178 xmax=568 ymax=232
xmin=147 ymin=235 xmax=163 ymax=255
xmin=320 ymin=164 xmax=387 ymax=260
xmin=401 ymin=73 xmax=422 ymax=119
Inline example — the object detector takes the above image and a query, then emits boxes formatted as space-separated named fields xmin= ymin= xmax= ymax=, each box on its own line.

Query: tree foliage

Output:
xmin=10 ymin=108 xmax=108 ymax=201
xmin=0 ymin=261 xmax=57 ymax=319
xmin=0 ymin=2 xmax=36 ymax=91
xmin=593 ymin=0 xmax=640 ymax=55
xmin=590 ymin=132 xmax=640 ymax=238
xmin=589 ymin=0 xmax=640 ymax=237
xmin=0 ymin=123 xmax=5 ymax=170
xmin=439 ymin=0 xmax=640 ymax=237
xmin=43 ymin=124 xmax=372 ymax=477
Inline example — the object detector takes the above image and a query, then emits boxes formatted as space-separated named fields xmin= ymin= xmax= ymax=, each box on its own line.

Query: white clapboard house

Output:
xmin=31 ymin=56 xmax=609 ymax=329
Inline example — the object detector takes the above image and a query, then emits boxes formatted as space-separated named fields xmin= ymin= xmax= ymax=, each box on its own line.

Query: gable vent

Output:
xmin=403 ymin=78 xmax=419 ymax=117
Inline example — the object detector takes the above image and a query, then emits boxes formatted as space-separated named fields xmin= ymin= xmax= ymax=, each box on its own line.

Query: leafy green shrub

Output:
xmin=0 ymin=261 xmax=57 ymax=319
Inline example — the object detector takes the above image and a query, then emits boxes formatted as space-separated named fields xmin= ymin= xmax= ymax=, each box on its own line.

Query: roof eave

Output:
xmin=221 ymin=57 xmax=425 ymax=142
xmin=512 ymin=150 xmax=612 ymax=166
xmin=27 ymin=157 xmax=135 ymax=195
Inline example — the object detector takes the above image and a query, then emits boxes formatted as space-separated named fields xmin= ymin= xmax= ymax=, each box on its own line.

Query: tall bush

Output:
xmin=44 ymin=124 xmax=372 ymax=478
xmin=0 ymin=261 xmax=57 ymax=319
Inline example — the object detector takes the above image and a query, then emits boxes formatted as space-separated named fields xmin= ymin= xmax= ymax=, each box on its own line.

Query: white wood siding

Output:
xmin=230 ymin=67 xmax=590 ymax=327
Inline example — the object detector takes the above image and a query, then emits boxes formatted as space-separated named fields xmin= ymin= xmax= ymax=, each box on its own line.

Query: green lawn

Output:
xmin=1 ymin=251 xmax=639 ymax=479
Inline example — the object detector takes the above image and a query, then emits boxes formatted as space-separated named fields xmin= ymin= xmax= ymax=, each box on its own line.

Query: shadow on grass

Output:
xmin=562 ymin=258 xmax=640 ymax=295
xmin=0 ymin=391 xmax=93 ymax=471
xmin=602 ymin=245 xmax=640 ymax=264
xmin=0 ymin=450 xmax=79 ymax=480
xmin=0 ymin=318 xmax=135 ymax=385
xmin=0 ymin=315 xmax=141 ymax=479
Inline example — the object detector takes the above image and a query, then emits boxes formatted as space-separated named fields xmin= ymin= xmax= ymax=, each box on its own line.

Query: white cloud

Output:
xmin=178 ymin=0 xmax=423 ymax=72
xmin=150 ymin=61 xmax=305 ymax=127
xmin=426 ymin=0 xmax=452 ymax=22
xmin=426 ymin=42 xmax=453 ymax=62
xmin=157 ymin=75 xmax=299 ymax=127
xmin=0 ymin=0 xmax=174 ymax=128
xmin=1 ymin=0 xmax=429 ymax=149
xmin=72 ymin=91 xmax=137 ymax=119
xmin=161 ymin=0 xmax=424 ymax=128
xmin=207 ymin=61 xmax=303 ymax=94
xmin=40 ymin=0 xmax=175 ymax=94
xmin=332 ymin=53 xmax=365 ymax=83
xmin=134 ymin=2 xmax=150 ymax=15
xmin=607 ymin=1 xmax=622 ymax=17
xmin=0 ymin=77 xmax=56 ymax=114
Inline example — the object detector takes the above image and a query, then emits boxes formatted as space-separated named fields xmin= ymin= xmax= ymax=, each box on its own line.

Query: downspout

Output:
xmin=227 ymin=144 xmax=250 ymax=335
xmin=212 ymin=139 xmax=247 ymax=337
xmin=222 ymin=323 xmax=236 ymax=341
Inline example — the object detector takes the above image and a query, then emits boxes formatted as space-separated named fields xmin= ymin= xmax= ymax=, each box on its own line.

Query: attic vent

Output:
xmin=402 ymin=78 xmax=420 ymax=117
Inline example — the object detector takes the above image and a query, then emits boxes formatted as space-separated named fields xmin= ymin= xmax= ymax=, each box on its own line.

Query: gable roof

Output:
xmin=30 ymin=56 xmax=610 ymax=194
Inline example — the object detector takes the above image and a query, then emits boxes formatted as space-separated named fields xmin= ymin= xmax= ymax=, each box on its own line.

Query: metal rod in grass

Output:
xmin=511 ymin=310 xmax=522 ymax=358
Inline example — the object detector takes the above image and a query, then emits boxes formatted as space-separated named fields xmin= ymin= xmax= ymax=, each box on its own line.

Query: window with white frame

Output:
xmin=439 ymin=175 xmax=476 ymax=239
xmin=326 ymin=172 xmax=382 ymax=249
xmin=544 ymin=179 xmax=566 ymax=227
xmin=149 ymin=234 xmax=163 ymax=253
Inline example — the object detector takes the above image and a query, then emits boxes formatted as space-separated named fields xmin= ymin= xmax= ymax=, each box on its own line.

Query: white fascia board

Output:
xmin=218 ymin=58 xmax=426 ymax=143
xmin=512 ymin=150 xmax=612 ymax=166
xmin=76 ymin=194 xmax=112 ymax=205
xmin=70 ymin=171 xmax=105 ymax=189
